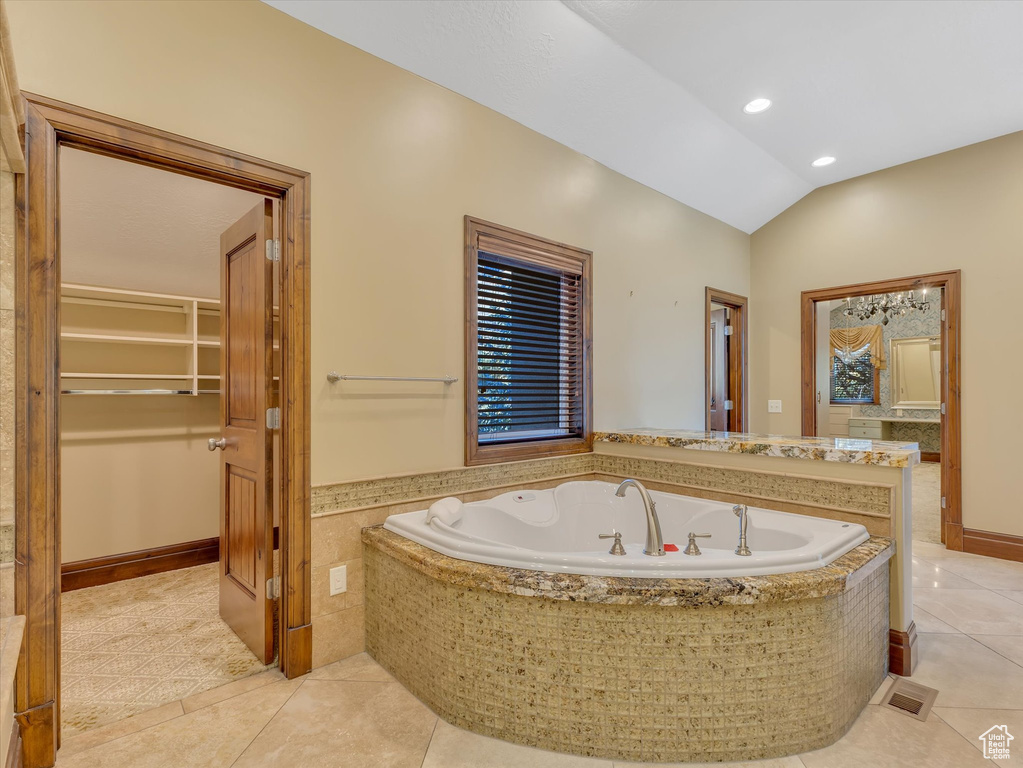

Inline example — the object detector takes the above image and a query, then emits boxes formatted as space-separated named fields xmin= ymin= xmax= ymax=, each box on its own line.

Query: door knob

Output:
xmin=208 ymin=437 xmax=227 ymax=451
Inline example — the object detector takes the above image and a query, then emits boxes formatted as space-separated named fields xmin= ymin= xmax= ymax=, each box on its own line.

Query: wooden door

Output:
xmin=217 ymin=200 xmax=275 ymax=663
xmin=814 ymin=302 xmax=832 ymax=436
xmin=708 ymin=308 xmax=728 ymax=431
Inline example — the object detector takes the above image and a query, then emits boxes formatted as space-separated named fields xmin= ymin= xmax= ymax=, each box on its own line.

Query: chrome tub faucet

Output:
xmin=614 ymin=479 xmax=665 ymax=556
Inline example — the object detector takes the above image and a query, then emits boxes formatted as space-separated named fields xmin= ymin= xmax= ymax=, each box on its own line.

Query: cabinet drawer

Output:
xmin=849 ymin=425 xmax=884 ymax=439
xmin=848 ymin=418 xmax=881 ymax=428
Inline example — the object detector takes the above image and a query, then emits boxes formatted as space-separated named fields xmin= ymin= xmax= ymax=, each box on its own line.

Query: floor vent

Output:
xmin=880 ymin=678 xmax=939 ymax=722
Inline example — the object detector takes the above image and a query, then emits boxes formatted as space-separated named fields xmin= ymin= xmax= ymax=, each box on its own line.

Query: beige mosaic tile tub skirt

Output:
xmin=365 ymin=530 xmax=891 ymax=763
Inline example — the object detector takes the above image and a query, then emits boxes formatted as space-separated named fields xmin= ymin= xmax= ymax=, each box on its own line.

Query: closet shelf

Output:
xmin=61 ymin=389 xmax=221 ymax=396
xmin=61 ymin=372 xmax=194 ymax=380
xmin=61 ymin=332 xmax=194 ymax=347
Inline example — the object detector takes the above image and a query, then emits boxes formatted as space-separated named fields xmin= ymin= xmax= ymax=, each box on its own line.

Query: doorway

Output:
xmin=56 ymin=149 xmax=277 ymax=736
xmin=800 ymin=271 xmax=962 ymax=551
xmin=704 ymin=288 xmax=748 ymax=432
xmin=15 ymin=94 xmax=311 ymax=767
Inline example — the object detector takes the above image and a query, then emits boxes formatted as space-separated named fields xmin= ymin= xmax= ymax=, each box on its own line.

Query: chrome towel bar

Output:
xmin=326 ymin=372 xmax=458 ymax=384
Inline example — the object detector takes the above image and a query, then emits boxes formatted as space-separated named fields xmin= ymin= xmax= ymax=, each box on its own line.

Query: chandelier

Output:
xmin=842 ymin=291 xmax=930 ymax=326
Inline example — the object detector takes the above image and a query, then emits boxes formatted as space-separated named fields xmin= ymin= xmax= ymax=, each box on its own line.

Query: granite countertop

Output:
xmin=363 ymin=526 xmax=894 ymax=607
xmin=594 ymin=428 xmax=920 ymax=468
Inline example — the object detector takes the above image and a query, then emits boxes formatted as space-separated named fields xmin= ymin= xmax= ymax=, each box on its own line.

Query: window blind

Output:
xmin=831 ymin=345 xmax=875 ymax=403
xmin=475 ymin=251 xmax=584 ymax=444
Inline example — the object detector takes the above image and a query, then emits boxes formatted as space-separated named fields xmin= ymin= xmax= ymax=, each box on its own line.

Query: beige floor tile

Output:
xmin=914 ymin=589 xmax=1023 ymax=635
xmin=55 ymin=677 xmax=303 ymax=768
xmin=58 ymin=700 xmax=184 ymax=758
xmin=973 ymin=635 xmax=1023 ymax=668
xmin=181 ymin=668 xmax=285 ymax=713
xmin=799 ymin=705 xmax=988 ymax=767
xmin=912 ymin=557 xmax=983 ymax=589
xmin=868 ymin=675 xmax=897 ymax=705
xmin=997 ymin=591 xmax=1023 ymax=606
xmin=913 ymin=554 xmax=1023 ymax=592
xmin=912 ymin=607 xmax=960 ymax=634
xmin=61 ymin=563 xmax=270 ymax=737
xmin=912 ymin=541 xmax=974 ymax=560
xmin=232 ymin=680 xmax=437 ymax=767
xmin=911 ymin=463 xmax=942 ymax=544
xmin=307 ymin=652 xmax=395 ymax=682
xmin=933 ymin=707 xmax=1023 ymax=766
xmin=615 ymin=757 xmax=803 ymax=767
xmin=907 ymin=634 xmax=1023 ymax=709
xmin=424 ymin=719 xmax=611 ymax=768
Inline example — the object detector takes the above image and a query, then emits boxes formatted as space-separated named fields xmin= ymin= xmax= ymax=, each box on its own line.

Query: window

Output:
xmin=830 ymin=345 xmax=878 ymax=404
xmin=465 ymin=217 xmax=592 ymax=465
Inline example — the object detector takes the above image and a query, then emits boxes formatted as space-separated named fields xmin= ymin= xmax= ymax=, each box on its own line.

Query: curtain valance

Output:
xmin=830 ymin=326 xmax=886 ymax=369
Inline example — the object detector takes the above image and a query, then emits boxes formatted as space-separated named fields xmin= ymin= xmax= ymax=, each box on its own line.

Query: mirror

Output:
xmin=890 ymin=336 xmax=941 ymax=409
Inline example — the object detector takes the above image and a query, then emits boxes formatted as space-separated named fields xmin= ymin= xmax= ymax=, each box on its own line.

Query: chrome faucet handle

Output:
xmin=683 ymin=532 xmax=712 ymax=556
xmin=733 ymin=504 xmax=747 ymax=517
xmin=598 ymin=531 xmax=627 ymax=556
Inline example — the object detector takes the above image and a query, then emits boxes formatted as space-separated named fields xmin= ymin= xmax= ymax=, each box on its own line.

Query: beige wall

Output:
xmin=61 ymin=398 xmax=220 ymax=563
xmin=5 ymin=0 xmax=748 ymax=487
xmin=750 ymin=132 xmax=1023 ymax=537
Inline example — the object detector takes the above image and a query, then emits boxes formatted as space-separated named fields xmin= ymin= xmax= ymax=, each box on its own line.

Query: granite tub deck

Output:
xmin=364 ymin=527 xmax=893 ymax=763
xmin=594 ymin=428 xmax=921 ymax=468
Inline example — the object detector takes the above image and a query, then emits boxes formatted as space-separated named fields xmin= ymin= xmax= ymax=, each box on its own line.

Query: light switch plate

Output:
xmin=329 ymin=565 xmax=347 ymax=596
xmin=768 ymin=400 xmax=782 ymax=413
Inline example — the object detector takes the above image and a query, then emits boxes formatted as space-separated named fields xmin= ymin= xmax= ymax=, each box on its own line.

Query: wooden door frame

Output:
xmin=704 ymin=287 xmax=748 ymax=432
xmin=14 ymin=93 xmax=312 ymax=767
xmin=799 ymin=271 xmax=962 ymax=550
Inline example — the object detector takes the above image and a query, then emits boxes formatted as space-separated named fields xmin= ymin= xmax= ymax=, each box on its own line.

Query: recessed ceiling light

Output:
xmin=743 ymin=98 xmax=772 ymax=114
xmin=812 ymin=156 xmax=836 ymax=167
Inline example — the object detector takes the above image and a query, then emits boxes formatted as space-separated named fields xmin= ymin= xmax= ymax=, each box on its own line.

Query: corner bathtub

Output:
xmin=383 ymin=480 xmax=869 ymax=578
xmin=367 ymin=481 xmax=892 ymax=763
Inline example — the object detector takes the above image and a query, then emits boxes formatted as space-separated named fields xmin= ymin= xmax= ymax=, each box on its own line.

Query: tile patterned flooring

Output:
xmin=53 ymin=542 xmax=1023 ymax=767
xmin=911 ymin=461 xmax=941 ymax=544
xmin=61 ymin=563 xmax=271 ymax=737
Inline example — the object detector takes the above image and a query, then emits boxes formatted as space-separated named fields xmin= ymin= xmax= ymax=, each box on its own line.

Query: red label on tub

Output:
xmin=663 ymin=544 xmax=679 ymax=552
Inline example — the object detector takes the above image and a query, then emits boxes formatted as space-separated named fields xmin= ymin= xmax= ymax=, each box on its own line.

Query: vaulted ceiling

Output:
xmin=264 ymin=0 xmax=1023 ymax=233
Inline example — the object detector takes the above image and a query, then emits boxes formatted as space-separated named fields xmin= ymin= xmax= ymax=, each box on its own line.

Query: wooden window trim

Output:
xmin=464 ymin=216 xmax=592 ymax=466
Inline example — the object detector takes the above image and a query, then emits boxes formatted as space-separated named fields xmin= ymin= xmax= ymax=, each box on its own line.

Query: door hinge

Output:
xmin=266 ymin=406 xmax=281 ymax=430
xmin=265 ymin=238 xmax=280 ymax=263
xmin=940 ymin=402 xmax=946 ymax=415
xmin=941 ymin=496 xmax=946 ymax=510
xmin=940 ymin=309 xmax=946 ymax=322
xmin=266 ymin=576 xmax=280 ymax=600
xmin=723 ymin=325 xmax=734 ymax=336
xmin=724 ymin=399 xmax=734 ymax=411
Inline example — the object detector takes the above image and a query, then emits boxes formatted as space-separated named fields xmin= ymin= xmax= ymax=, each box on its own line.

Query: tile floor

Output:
xmin=911 ymin=461 xmax=941 ymax=544
xmin=61 ymin=563 xmax=271 ymax=737
xmin=52 ymin=542 xmax=1022 ymax=767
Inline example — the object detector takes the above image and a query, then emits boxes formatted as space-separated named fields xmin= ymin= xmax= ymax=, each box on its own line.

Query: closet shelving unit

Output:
xmin=60 ymin=283 xmax=224 ymax=396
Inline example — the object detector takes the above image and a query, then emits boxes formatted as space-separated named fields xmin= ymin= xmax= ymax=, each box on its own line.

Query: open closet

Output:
xmin=57 ymin=148 xmax=280 ymax=736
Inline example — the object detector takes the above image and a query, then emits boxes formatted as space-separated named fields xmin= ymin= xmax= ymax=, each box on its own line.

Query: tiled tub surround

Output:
xmin=364 ymin=527 xmax=893 ymax=762
xmin=309 ymin=448 xmax=903 ymax=668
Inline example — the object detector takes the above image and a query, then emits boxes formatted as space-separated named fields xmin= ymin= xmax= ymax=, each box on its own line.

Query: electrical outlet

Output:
xmin=768 ymin=400 xmax=782 ymax=413
xmin=329 ymin=565 xmax=347 ymax=596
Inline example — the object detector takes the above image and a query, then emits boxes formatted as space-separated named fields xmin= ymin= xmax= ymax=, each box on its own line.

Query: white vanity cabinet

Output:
xmin=848 ymin=418 xmax=892 ymax=440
